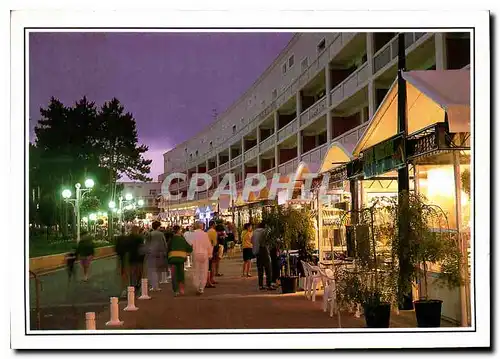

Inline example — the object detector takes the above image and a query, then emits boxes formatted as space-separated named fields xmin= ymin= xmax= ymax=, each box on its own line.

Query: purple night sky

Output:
xmin=29 ymin=32 xmax=293 ymax=180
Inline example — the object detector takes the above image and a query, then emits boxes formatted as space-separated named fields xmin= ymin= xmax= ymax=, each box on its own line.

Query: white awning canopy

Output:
xmin=353 ymin=69 xmax=470 ymax=156
xmin=319 ymin=141 xmax=354 ymax=173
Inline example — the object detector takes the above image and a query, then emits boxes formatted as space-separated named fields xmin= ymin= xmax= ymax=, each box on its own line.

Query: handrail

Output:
xmin=29 ymin=270 xmax=41 ymax=330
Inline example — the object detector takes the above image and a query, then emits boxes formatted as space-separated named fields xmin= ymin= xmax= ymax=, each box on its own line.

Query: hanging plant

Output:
xmin=461 ymin=169 xmax=471 ymax=196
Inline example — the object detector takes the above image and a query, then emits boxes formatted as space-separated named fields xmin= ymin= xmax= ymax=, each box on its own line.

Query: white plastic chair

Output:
xmin=301 ymin=261 xmax=321 ymax=301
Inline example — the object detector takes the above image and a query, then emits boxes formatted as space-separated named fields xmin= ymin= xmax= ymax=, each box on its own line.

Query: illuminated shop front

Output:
xmin=349 ymin=69 xmax=471 ymax=325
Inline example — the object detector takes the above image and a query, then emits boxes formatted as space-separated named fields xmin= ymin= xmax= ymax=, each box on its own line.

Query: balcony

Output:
xmin=260 ymin=133 xmax=275 ymax=152
xmin=330 ymin=62 xmax=370 ymax=107
xmin=244 ymin=145 xmax=258 ymax=162
xmin=299 ymin=96 xmax=327 ymax=128
xmin=373 ymin=32 xmax=430 ymax=74
xmin=231 ymin=155 xmax=242 ymax=168
xmin=263 ymin=168 xmax=275 ymax=179
xmin=219 ymin=161 xmax=230 ymax=173
xmin=277 ymin=118 xmax=299 ymax=143
xmin=278 ymin=157 xmax=299 ymax=176
xmin=259 ymin=33 xmax=357 ymax=125
xmin=335 ymin=122 xmax=368 ymax=148
xmin=300 ymin=143 xmax=328 ymax=166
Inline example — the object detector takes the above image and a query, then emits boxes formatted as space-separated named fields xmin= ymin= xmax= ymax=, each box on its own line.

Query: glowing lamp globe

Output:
xmin=108 ymin=201 xmax=116 ymax=209
xmin=62 ymin=189 xmax=72 ymax=199
xmin=138 ymin=199 xmax=145 ymax=206
xmin=84 ymin=179 xmax=95 ymax=189
xmin=125 ymin=193 xmax=133 ymax=201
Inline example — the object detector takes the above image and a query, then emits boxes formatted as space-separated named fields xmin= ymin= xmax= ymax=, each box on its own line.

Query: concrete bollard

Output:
xmin=85 ymin=312 xmax=96 ymax=330
xmin=124 ymin=286 xmax=139 ymax=311
xmin=138 ymin=278 xmax=151 ymax=300
xmin=105 ymin=297 xmax=124 ymax=326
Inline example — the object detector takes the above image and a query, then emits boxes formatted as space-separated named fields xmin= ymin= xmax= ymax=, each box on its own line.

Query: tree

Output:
xmin=95 ymin=98 xmax=152 ymax=204
xmin=123 ymin=209 xmax=137 ymax=223
xmin=79 ymin=196 xmax=101 ymax=216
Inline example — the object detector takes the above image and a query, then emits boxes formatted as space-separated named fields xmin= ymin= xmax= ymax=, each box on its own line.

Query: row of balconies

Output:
xmin=167 ymin=31 xmax=432 ymax=176
xmin=164 ymin=121 xmax=368 ymax=202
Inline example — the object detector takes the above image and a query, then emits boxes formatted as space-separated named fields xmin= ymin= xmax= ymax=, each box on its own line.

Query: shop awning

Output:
xmin=353 ymin=69 xmax=470 ymax=157
xmin=319 ymin=141 xmax=354 ymax=173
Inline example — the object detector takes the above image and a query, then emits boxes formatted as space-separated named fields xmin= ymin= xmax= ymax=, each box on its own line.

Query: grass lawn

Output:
xmin=29 ymin=238 xmax=112 ymax=258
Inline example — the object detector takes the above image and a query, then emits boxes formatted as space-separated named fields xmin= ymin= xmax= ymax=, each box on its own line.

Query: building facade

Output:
xmin=121 ymin=181 xmax=162 ymax=214
xmin=159 ymin=31 xmax=471 ymax=210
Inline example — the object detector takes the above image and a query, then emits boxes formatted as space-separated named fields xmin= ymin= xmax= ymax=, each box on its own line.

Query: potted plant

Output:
xmin=263 ymin=205 xmax=315 ymax=293
xmin=335 ymin=203 xmax=397 ymax=328
xmin=386 ymin=191 xmax=463 ymax=327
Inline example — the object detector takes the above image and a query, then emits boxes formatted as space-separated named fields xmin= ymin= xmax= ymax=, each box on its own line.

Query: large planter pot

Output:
xmin=280 ymin=276 xmax=298 ymax=294
xmin=414 ymin=299 xmax=442 ymax=327
xmin=363 ymin=302 xmax=391 ymax=328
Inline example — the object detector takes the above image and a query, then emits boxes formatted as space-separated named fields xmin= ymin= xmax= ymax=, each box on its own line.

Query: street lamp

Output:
xmin=137 ymin=199 xmax=145 ymax=207
xmin=62 ymin=179 xmax=94 ymax=243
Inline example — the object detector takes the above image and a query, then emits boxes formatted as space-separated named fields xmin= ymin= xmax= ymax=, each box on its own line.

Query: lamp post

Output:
xmin=109 ymin=193 xmax=143 ymax=233
xmin=62 ymin=179 xmax=95 ymax=243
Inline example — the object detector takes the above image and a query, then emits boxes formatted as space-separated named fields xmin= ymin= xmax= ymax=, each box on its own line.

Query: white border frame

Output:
xmin=10 ymin=9 xmax=490 ymax=349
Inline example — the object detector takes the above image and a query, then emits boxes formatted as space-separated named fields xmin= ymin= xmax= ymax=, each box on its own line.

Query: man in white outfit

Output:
xmin=189 ymin=222 xmax=213 ymax=295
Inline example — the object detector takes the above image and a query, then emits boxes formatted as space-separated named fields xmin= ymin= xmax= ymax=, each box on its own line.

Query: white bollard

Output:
xmin=186 ymin=255 xmax=192 ymax=268
xmin=124 ymin=286 xmax=139 ymax=311
xmin=85 ymin=312 xmax=96 ymax=330
xmin=105 ymin=297 xmax=124 ymax=326
xmin=138 ymin=278 xmax=151 ymax=300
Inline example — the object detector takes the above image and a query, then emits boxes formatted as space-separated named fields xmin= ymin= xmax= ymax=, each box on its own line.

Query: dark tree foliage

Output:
xmin=30 ymin=96 xmax=151 ymax=235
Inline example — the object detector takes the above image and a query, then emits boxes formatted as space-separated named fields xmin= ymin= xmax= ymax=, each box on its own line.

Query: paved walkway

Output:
xmin=89 ymin=255 xmax=455 ymax=330
xmin=29 ymin=256 xmax=122 ymax=330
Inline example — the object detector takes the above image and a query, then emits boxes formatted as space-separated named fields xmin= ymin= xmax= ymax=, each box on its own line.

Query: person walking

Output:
xmin=215 ymin=223 xmax=226 ymax=277
xmin=206 ymin=221 xmax=218 ymax=287
xmin=128 ymin=225 xmax=146 ymax=292
xmin=76 ymin=231 xmax=95 ymax=282
xmin=252 ymin=222 xmax=276 ymax=291
xmin=241 ymin=223 xmax=253 ymax=277
xmin=189 ymin=221 xmax=213 ymax=295
xmin=167 ymin=225 xmax=193 ymax=296
xmin=144 ymin=221 xmax=168 ymax=291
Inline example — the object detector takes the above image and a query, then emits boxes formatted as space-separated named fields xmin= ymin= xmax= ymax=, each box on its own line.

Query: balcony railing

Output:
xmin=299 ymin=96 xmax=327 ymax=128
xmin=373 ymin=32 xmax=430 ymax=74
xmin=330 ymin=61 xmax=370 ymax=107
xmin=278 ymin=157 xmax=299 ymax=176
xmin=208 ymin=167 xmax=217 ymax=176
xmin=335 ymin=122 xmax=368 ymax=148
xmin=231 ymin=155 xmax=242 ymax=168
xmin=244 ymin=145 xmax=258 ymax=162
xmin=300 ymin=143 xmax=328 ymax=166
xmin=219 ymin=161 xmax=230 ymax=173
xmin=260 ymin=133 xmax=275 ymax=152
xmin=277 ymin=118 xmax=298 ymax=143
xmin=263 ymin=168 xmax=276 ymax=180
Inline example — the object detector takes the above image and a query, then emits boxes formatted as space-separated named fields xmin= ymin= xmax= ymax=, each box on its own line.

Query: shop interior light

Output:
xmin=427 ymin=167 xmax=455 ymax=198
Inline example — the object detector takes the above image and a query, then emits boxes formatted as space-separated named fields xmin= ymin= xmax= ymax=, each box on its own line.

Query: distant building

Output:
xmin=120 ymin=182 xmax=161 ymax=214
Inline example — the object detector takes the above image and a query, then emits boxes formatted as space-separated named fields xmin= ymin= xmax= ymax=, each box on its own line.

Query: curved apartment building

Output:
xmin=158 ymin=31 xmax=471 ymax=211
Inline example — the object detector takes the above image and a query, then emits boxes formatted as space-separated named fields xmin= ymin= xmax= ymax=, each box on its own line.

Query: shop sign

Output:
xmin=329 ymin=166 xmax=347 ymax=188
xmin=363 ymin=134 xmax=405 ymax=178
